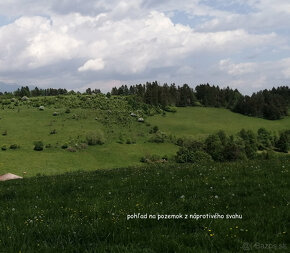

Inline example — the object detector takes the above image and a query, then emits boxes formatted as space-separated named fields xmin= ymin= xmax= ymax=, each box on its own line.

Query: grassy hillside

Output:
xmin=0 ymin=96 xmax=289 ymax=176
xmin=0 ymin=158 xmax=289 ymax=252
xmin=148 ymin=107 xmax=290 ymax=138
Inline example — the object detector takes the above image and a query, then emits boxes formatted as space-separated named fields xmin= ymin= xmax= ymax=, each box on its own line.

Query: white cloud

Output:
xmin=78 ymin=58 xmax=105 ymax=72
xmin=219 ymin=59 xmax=257 ymax=75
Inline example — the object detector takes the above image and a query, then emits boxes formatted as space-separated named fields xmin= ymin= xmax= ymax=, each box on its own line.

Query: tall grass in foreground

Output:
xmin=0 ymin=158 xmax=289 ymax=252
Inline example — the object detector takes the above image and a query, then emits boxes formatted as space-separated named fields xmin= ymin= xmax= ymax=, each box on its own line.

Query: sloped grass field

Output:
xmin=148 ymin=107 xmax=290 ymax=138
xmin=0 ymin=96 xmax=178 ymax=176
xmin=0 ymin=158 xmax=289 ymax=252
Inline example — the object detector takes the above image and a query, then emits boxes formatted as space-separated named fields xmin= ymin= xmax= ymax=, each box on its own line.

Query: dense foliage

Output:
xmin=176 ymin=128 xmax=290 ymax=163
xmin=111 ymin=81 xmax=197 ymax=107
xmin=233 ymin=86 xmax=290 ymax=120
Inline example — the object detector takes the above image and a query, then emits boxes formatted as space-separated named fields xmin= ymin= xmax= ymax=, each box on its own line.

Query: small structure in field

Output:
xmin=130 ymin=113 xmax=137 ymax=117
xmin=39 ymin=106 xmax=45 ymax=111
xmin=53 ymin=112 xmax=58 ymax=116
xmin=21 ymin=96 xmax=29 ymax=101
xmin=138 ymin=117 xmax=144 ymax=122
xmin=0 ymin=173 xmax=23 ymax=181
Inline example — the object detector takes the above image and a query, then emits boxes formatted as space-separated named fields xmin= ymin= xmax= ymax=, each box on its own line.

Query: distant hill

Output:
xmin=0 ymin=81 xmax=21 ymax=92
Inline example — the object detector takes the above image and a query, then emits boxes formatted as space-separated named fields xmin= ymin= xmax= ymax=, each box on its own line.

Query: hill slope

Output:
xmin=148 ymin=107 xmax=290 ymax=137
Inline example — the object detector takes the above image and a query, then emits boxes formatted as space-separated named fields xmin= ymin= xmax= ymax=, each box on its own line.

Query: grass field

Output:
xmin=0 ymin=96 xmax=289 ymax=252
xmin=0 ymin=99 xmax=289 ymax=176
xmin=148 ymin=107 xmax=290 ymax=138
xmin=0 ymin=107 xmax=177 ymax=176
xmin=0 ymin=158 xmax=289 ymax=252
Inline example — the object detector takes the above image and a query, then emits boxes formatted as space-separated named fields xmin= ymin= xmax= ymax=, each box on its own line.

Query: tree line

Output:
xmin=0 ymin=82 xmax=289 ymax=120
xmin=111 ymin=82 xmax=290 ymax=120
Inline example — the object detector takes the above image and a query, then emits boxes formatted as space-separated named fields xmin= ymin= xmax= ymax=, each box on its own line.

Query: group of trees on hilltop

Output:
xmin=195 ymin=84 xmax=242 ymax=109
xmin=7 ymin=86 xmax=69 ymax=97
xmin=1 ymin=81 xmax=289 ymax=120
xmin=111 ymin=81 xmax=196 ymax=107
xmin=111 ymin=82 xmax=290 ymax=120
xmin=233 ymin=86 xmax=289 ymax=120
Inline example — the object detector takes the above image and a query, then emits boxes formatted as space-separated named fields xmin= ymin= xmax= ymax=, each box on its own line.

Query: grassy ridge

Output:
xmin=0 ymin=158 xmax=289 ymax=252
xmin=148 ymin=107 xmax=290 ymax=138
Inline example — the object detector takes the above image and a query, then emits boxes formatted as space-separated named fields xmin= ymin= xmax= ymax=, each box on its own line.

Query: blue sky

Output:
xmin=0 ymin=0 xmax=289 ymax=94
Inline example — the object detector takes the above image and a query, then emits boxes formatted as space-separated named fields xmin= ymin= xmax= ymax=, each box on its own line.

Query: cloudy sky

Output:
xmin=0 ymin=0 xmax=289 ymax=94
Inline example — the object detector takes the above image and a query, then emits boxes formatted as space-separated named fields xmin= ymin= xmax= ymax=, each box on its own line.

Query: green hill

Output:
xmin=148 ymin=107 xmax=290 ymax=138
xmin=0 ymin=95 xmax=289 ymax=176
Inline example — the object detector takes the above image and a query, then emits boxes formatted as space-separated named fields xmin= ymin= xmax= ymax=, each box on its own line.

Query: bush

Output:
xmin=149 ymin=126 xmax=159 ymax=134
xmin=67 ymin=146 xmax=77 ymax=152
xmin=176 ymin=148 xmax=212 ymax=163
xmin=140 ymin=154 xmax=163 ymax=163
xmin=50 ymin=129 xmax=57 ymax=135
xmin=1 ymin=145 xmax=7 ymax=151
xmin=33 ymin=141 xmax=44 ymax=151
xmin=164 ymin=106 xmax=177 ymax=113
xmin=149 ymin=131 xmax=167 ymax=143
xmin=61 ymin=143 xmax=68 ymax=149
xmin=2 ymin=130 xmax=7 ymax=136
xmin=86 ymin=130 xmax=105 ymax=145
xmin=275 ymin=131 xmax=290 ymax=153
xmin=65 ymin=108 xmax=71 ymax=114
xmin=10 ymin=144 xmax=20 ymax=150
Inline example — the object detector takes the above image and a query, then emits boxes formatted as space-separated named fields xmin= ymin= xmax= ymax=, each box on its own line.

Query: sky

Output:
xmin=0 ymin=0 xmax=290 ymax=94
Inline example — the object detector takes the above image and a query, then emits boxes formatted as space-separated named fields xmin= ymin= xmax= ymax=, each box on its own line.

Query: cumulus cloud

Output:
xmin=78 ymin=58 xmax=105 ymax=72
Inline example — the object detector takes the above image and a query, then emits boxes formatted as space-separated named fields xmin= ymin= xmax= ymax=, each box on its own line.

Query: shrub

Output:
xmin=50 ymin=129 xmax=57 ymax=135
xmin=140 ymin=154 xmax=162 ymax=163
xmin=65 ymin=108 xmax=71 ymax=114
xmin=10 ymin=144 xmax=20 ymax=150
xmin=149 ymin=126 xmax=159 ymax=134
xmin=164 ymin=106 xmax=177 ymax=113
xmin=1 ymin=145 xmax=7 ymax=151
xmin=275 ymin=130 xmax=290 ymax=153
xmin=86 ymin=130 xmax=105 ymax=145
xmin=2 ymin=130 xmax=7 ymax=136
xmin=204 ymin=134 xmax=224 ymax=161
xmin=61 ymin=143 xmax=68 ymax=149
xmin=176 ymin=148 xmax=212 ymax=163
xmin=67 ymin=146 xmax=77 ymax=152
xmin=149 ymin=131 xmax=167 ymax=143
xmin=257 ymin=128 xmax=272 ymax=150
xmin=33 ymin=141 xmax=44 ymax=151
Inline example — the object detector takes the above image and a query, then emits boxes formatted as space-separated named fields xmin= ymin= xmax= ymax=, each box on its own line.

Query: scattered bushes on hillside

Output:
xmin=33 ymin=141 xmax=44 ymax=151
xmin=1 ymin=145 xmax=7 ymax=151
xmin=86 ymin=130 xmax=105 ymax=145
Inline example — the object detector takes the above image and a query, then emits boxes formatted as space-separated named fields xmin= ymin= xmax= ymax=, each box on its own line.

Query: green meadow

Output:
xmin=148 ymin=107 xmax=290 ymax=138
xmin=0 ymin=159 xmax=289 ymax=252
xmin=0 ymin=95 xmax=289 ymax=252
